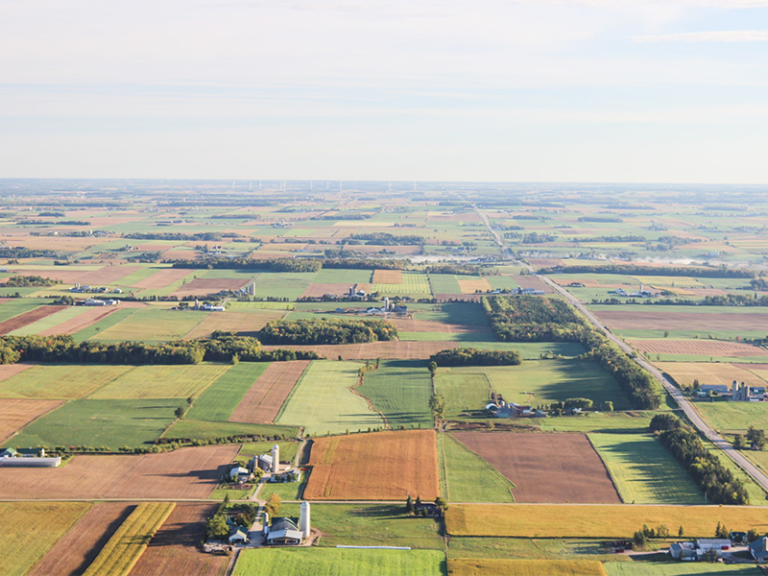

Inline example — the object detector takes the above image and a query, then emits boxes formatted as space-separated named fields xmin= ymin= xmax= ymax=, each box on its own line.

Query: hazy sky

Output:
xmin=1 ymin=0 xmax=766 ymax=182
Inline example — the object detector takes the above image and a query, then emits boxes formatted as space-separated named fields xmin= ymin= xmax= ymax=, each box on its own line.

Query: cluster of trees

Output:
xmin=426 ymin=264 xmax=494 ymax=276
xmin=170 ymin=258 xmax=322 ymax=273
xmin=656 ymin=420 xmax=749 ymax=505
xmin=577 ymin=216 xmax=624 ymax=223
xmin=429 ymin=348 xmax=522 ymax=366
xmin=0 ymin=333 xmax=319 ymax=365
xmin=125 ymin=232 xmax=242 ymax=241
xmin=733 ymin=426 xmax=766 ymax=450
xmin=205 ymin=503 xmax=259 ymax=540
xmin=257 ymin=318 xmax=398 ymax=345
xmin=348 ymin=232 xmax=424 ymax=245
xmin=573 ymin=235 xmax=646 ymax=243
xmin=5 ymin=275 xmax=60 ymax=287
xmin=751 ymin=278 xmax=768 ymax=291
xmin=538 ymin=263 xmax=756 ymax=279
xmin=20 ymin=219 xmax=91 ymax=226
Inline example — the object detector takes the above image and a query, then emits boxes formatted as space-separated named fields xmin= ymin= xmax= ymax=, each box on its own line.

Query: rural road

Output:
xmin=474 ymin=205 xmax=768 ymax=497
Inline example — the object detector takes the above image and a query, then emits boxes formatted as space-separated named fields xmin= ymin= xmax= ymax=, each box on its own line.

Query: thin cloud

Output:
xmin=636 ymin=30 xmax=768 ymax=42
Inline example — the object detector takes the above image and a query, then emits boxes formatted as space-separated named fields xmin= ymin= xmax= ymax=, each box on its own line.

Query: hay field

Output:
xmin=656 ymin=362 xmax=766 ymax=388
xmin=301 ymin=283 xmax=358 ymax=298
xmin=275 ymin=360 xmax=384 ymax=435
xmin=372 ymin=269 xmax=402 ymax=284
xmin=229 ymin=360 xmax=309 ymax=424
xmin=588 ymin=433 xmax=702 ymax=504
xmin=357 ymin=359 xmax=434 ymax=429
xmin=604 ymin=562 xmax=761 ymax=575
xmin=263 ymin=340 xmax=458 ymax=360
xmin=457 ymin=277 xmax=492 ymax=293
xmin=0 ymin=364 xmax=133 ymax=399
xmin=0 ymin=501 xmax=91 ymax=576
xmin=91 ymin=364 xmax=230 ymax=399
xmin=172 ymin=277 xmax=250 ymax=296
xmin=373 ymin=271 xmax=431 ymax=294
xmin=128 ymin=503 xmax=228 ymax=576
xmin=184 ymin=310 xmax=284 ymax=339
xmin=0 ymin=445 xmax=238 ymax=499
xmin=83 ymin=502 xmax=175 ymax=576
xmin=628 ymin=339 xmax=766 ymax=357
xmin=94 ymin=309 xmax=206 ymax=341
xmin=446 ymin=504 xmax=768 ymax=538
xmin=454 ymin=432 xmax=620 ymax=503
xmin=448 ymin=559 xmax=606 ymax=576
xmin=696 ymin=402 xmax=768 ymax=433
xmin=304 ymin=430 xmax=439 ymax=500
xmin=0 ymin=398 xmax=62 ymax=444
xmin=29 ymin=503 xmax=134 ymax=576
xmin=186 ymin=362 xmax=270 ymax=422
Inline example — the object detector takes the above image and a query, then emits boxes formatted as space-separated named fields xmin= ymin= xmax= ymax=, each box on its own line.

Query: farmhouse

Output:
xmin=669 ymin=542 xmax=697 ymax=561
xmin=669 ymin=539 xmax=731 ymax=561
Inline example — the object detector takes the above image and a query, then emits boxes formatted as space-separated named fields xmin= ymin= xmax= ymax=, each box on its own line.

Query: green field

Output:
xmin=372 ymin=271 xmax=432 ymax=295
xmin=92 ymin=309 xmax=205 ymax=341
xmin=445 ymin=538 xmax=623 ymax=562
xmin=0 ymin=501 xmax=91 ymax=576
xmin=0 ymin=364 xmax=133 ymax=399
xmin=12 ymin=398 xmax=182 ymax=448
xmin=696 ymin=401 xmax=768 ymax=433
xmin=276 ymin=360 xmax=384 ymax=435
xmin=438 ymin=433 xmax=515 ymax=503
xmin=90 ymin=363 xmax=230 ymax=399
xmin=429 ymin=274 xmax=462 ymax=294
xmin=459 ymin=341 xmax=587 ymax=359
xmin=604 ymin=562 xmax=762 ymax=576
xmin=162 ymin=418 xmax=299 ymax=442
xmin=254 ymin=272 xmax=318 ymax=299
xmin=358 ymin=360 xmax=434 ymax=428
xmin=539 ymin=412 xmax=655 ymax=433
xmin=234 ymin=548 xmax=446 ymax=576
xmin=435 ymin=372 xmax=489 ymax=418
xmin=588 ymin=433 xmax=703 ymax=504
xmin=0 ymin=299 xmax=45 ymax=323
xmin=313 ymin=268 xmax=372 ymax=284
xmin=439 ymin=359 xmax=627 ymax=409
xmin=73 ymin=307 xmax=136 ymax=342
xmin=186 ymin=362 xmax=270 ymax=421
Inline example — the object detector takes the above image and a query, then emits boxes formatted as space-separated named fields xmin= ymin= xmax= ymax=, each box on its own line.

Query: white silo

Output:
xmin=300 ymin=502 xmax=311 ymax=539
xmin=271 ymin=444 xmax=280 ymax=473
xmin=262 ymin=512 xmax=270 ymax=535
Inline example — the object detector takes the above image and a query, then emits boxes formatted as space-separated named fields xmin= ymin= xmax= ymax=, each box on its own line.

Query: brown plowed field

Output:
xmin=372 ymin=269 xmax=402 ymax=284
xmin=29 ymin=502 xmax=135 ymax=576
xmin=656 ymin=362 xmax=767 ymax=388
xmin=39 ymin=307 xmax=118 ymax=336
xmin=0 ymin=398 xmax=62 ymax=443
xmin=129 ymin=503 xmax=227 ymax=576
xmin=229 ymin=360 xmax=309 ymax=423
xmin=514 ymin=276 xmax=554 ymax=293
xmin=172 ymin=277 xmax=250 ymax=297
xmin=597 ymin=310 xmax=768 ymax=331
xmin=301 ymin=283 xmax=356 ymax=298
xmin=0 ymin=362 xmax=33 ymax=382
xmin=628 ymin=339 xmax=766 ymax=357
xmin=304 ymin=430 xmax=439 ymax=500
xmin=390 ymin=317 xmax=491 ymax=334
xmin=262 ymin=340 xmax=458 ymax=360
xmin=0 ymin=305 xmax=66 ymax=335
xmin=458 ymin=278 xmax=492 ymax=293
xmin=453 ymin=432 xmax=621 ymax=504
xmin=0 ymin=445 xmax=238 ymax=499
xmin=131 ymin=268 xmax=193 ymax=289
xmin=184 ymin=311 xmax=285 ymax=339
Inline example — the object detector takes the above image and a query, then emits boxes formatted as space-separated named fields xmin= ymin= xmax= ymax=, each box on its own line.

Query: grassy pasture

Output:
xmin=74 ymin=307 xmax=136 ymax=342
xmin=162 ymin=418 xmax=298 ymax=442
xmin=90 ymin=363 xmax=230 ymax=399
xmin=358 ymin=360 xmax=434 ymax=428
xmin=186 ymin=362 xmax=270 ymax=421
xmin=254 ymin=272 xmax=318 ymax=300
xmin=313 ymin=268 xmax=372 ymax=283
xmin=446 ymin=504 xmax=768 ymax=538
xmin=539 ymin=412 xmax=655 ymax=433
xmin=588 ymin=433 xmax=703 ymax=504
xmin=696 ymin=401 xmax=768 ymax=433
xmin=604 ymin=562 xmax=762 ymax=576
xmin=448 ymin=559 xmax=606 ymax=576
xmin=239 ymin=440 xmax=299 ymax=463
xmin=438 ymin=433 xmax=515 ymax=503
xmin=0 ymin=364 xmax=133 ymax=399
xmin=460 ymin=340 xmax=587 ymax=359
xmin=83 ymin=502 xmax=175 ymax=576
xmin=435 ymin=371 xmax=489 ymax=419
xmin=276 ymin=360 xmax=384 ymax=435
xmin=92 ymin=309 xmax=205 ymax=341
xmin=12 ymin=398 xmax=182 ymax=448
xmin=234 ymin=548 xmax=446 ymax=576
xmin=0 ymin=298 xmax=44 ymax=323
xmin=0 ymin=501 xmax=91 ymax=576
xmin=429 ymin=273 xmax=462 ymax=294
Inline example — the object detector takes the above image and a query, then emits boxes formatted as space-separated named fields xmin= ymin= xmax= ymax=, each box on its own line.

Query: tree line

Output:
xmin=538 ymin=263 xmax=756 ymax=279
xmin=429 ymin=347 xmax=522 ymax=366
xmin=5 ymin=275 xmax=61 ymax=287
xmin=257 ymin=318 xmax=398 ymax=345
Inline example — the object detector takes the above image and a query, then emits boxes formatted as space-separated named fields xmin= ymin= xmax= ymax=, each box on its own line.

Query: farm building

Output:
xmin=0 ymin=447 xmax=61 ymax=467
xmin=669 ymin=542 xmax=697 ymax=561
xmin=229 ymin=466 xmax=252 ymax=482
xmin=750 ymin=537 xmax=768 ymax=563
xmin=486 ymin=402 xmax=546 ymax=419
xmin=670 ymin=539 xmax=731 ymax=561
xmin=228 ymin=527 xmax=249 ymax=545
xmin=263 ymin=502 xmax=311 ymax=546
xmin=731 ymin=381 xmax=766 ymax=402
xmin=249 ymin=444 xmax=280 ymax=474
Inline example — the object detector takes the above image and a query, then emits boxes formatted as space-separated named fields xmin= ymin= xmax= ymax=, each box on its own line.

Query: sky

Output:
xmin=0 ymin=0 xmax=766 ymax=183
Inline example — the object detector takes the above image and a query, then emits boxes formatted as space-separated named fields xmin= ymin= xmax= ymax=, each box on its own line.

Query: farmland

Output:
xmin=0 ymin=398 xmax=63 ymax=443
xmin=94 ymin=309 xmax=206 ymax=341
xmin=186 ymin=361 xmax=270 ymax=421
xmin=603 ymin=563 xmax=762 ymax=576
xmin=0 ymin=364 xmax=133 ymax=399
xmin=90 ymin=363 xmax=230 ymax=399
xmin=357 ymin=360 xmax=434 ymax=428
xmin=695 ymin=402 xmax=768 ymax=433
xmin=656 ymin=362 xmax=767 ymax=388
xmin=83 ymin=502 xmax=175 ymax=576
xmin=588 ymin=433 xmax=703 ymax=504
xmin=0 ymin=501 xmax=90 ymax=576
xmin=448 ymin=559 xmax=607 ymax=576
xmin=438 ymin=433 xmax=515 ymax=503
xmin=229 ymin=360 xmax=309 ymax=423
xmin=304 ymin=430 xmax=439 ymax=500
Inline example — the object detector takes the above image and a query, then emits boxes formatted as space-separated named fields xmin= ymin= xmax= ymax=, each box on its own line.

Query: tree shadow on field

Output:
xmin=347 ymin=504 xmax=403 ymax=519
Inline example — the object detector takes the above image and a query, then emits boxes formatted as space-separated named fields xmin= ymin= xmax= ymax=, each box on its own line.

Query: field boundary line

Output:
xmin=273 ymin=360 xmax=312 ymax=423
xmin=351 ymin=371 xmax=390 ymax=430
xmin=586 ymin=433 xmax=625 ymax=504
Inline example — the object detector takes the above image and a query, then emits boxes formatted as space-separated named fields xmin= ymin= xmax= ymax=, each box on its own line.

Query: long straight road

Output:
xmin=474 ymin=205 xmax=768 ymax=497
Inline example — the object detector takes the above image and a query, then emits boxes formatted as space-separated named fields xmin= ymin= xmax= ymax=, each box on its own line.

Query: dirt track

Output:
xmin=453 ymin=432 xmax=621 ymax=504
xmin=0 ymin=305 xmax=67 ymax=335
xmin=229 ymin=360 xmax=309 ymax=423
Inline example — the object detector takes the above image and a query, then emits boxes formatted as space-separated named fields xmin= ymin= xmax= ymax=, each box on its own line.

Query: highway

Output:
xmin=474 ymin=205 xmax=768 ymax=496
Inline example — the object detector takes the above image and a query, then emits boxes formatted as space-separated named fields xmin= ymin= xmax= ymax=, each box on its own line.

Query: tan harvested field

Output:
xmin=172 ymin=277 xmax=250 ymax=297
xmin=372 ymin=269 xmax=402 ymax=284
xmin=304 ymin=430 xmax=439 ymax=500
xmin=628 ymin=339 xmax=766 ymax=357
xmin=301 ymin=283 xmax=356 ymax=298
xmin=0 ymin=362 xmax=33 ymax=382
xmin=131 ymin=268 xmax=193 ymax=289
xmin=129 ymin=503 xmax=228 ymax=576
xmin=390 ymin=317 xmax=491 ymax=334
xmin=0 ymin=445 xmax=238 ymax=499
xmin=453 ymin=432 xmax=621 ymax=503
xmin=734 ymin=364 xmax=768 ymax=382
xmin=39 ymin=307 xmax=119 ymax=336
xmin=184 ymin=311 xmax=284 ymax=339
xmin=29 ymin=503 xmax=135 ymax=576
xmin=457 ymin=278 xmax=492 ymax=293
xmin=514 ymin=275 xmax=554 ymax=293
xmin=0 ymin=305 xmax=66 ymax=335
xmin=0 ymin=398 xmax=62 ymax=444
xmin=597 ymin=310 xmax=768 ymax=331
xmin=262 ymin=340 xmax=458 ymax=360
xmin=656 ymin=362 xmax=767 ymax=388
xmin=229 ymin=360 xmax=309 ymax=423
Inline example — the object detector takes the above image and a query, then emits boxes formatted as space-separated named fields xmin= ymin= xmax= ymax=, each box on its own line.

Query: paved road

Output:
xmin=473 ymin=205 xmax=768 ymax=497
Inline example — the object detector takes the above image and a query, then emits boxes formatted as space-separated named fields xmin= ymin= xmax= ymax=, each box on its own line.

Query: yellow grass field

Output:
xmin=82 ymin=502 xmax=175 ymax=576
xmin=656 ymin=362 xmax=767 ymax=388
xmin=457 ymin=278 xmax=492 ymax=294
xmin=446 ymin=504 xmax=768 ymax=538
xmin=448 ymin=559 xmax=606 ymax=576
xmin=90 ymin=363 xmax=230 ymax=399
